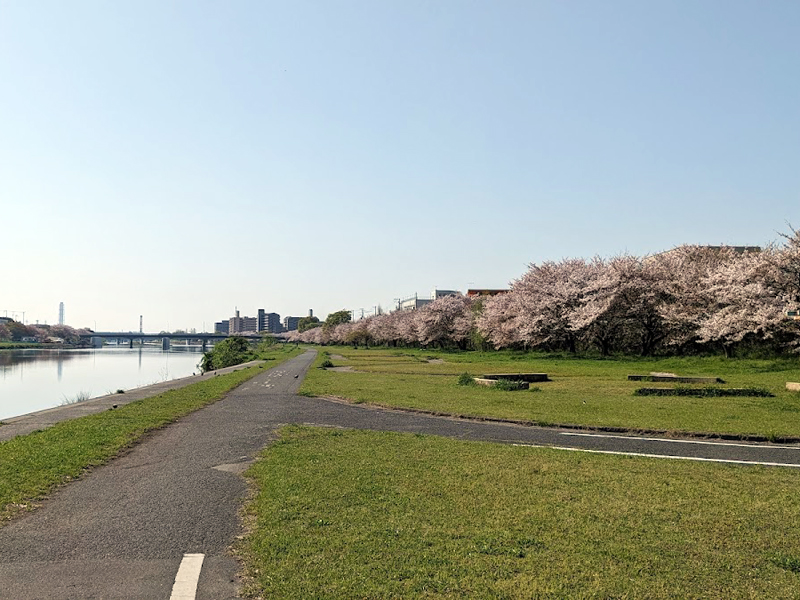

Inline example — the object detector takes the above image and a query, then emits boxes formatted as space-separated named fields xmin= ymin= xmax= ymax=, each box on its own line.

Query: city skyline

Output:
xmin=2 ymin=1 xmax=798 ymax=332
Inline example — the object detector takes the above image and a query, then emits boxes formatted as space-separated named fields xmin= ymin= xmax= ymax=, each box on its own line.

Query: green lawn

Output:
xmin=240 ymin=426 xmax=800 ymax=598
xmin=300 ymin=347 xmax=800 ymax=439
xmin=0 ymin=345 xmax=302 ymax=524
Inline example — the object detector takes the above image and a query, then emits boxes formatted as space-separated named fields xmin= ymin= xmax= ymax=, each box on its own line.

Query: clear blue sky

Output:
xmin=1 ymin=1 xmax=798 ymax=331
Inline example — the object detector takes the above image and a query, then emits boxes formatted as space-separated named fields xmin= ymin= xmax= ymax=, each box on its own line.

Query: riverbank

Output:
xmin=0 ymin=360 xmax=267 ymax=442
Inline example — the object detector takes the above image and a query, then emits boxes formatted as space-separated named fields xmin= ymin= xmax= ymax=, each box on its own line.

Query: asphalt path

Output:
xmin=2 ymin=349 xmax=800 ymax=599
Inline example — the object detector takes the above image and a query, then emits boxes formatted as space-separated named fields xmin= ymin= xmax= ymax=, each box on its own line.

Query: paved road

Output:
xmin=2 ymin=350 xmax=799 ymax=599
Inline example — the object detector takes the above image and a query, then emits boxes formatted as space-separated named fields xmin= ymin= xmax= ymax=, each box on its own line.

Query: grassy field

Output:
xmin=0 ymin=346 xmax=302 ymax=524
xmin=240 ymin=426 xmax=800 ymax=598
xmin=300 ymin=347 xmax=800 ymax=439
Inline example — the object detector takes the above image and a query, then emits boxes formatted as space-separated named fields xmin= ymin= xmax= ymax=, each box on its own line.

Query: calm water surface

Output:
xmin=0 ymin=347 xmax=205 ymax=421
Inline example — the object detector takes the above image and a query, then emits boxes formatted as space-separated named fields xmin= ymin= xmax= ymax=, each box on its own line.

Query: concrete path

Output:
xmin=2 ymin=349 xmax=800 ymax=599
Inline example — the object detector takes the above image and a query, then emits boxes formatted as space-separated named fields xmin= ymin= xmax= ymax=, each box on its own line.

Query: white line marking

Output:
xmin=170 ymin=553 xmax=205 ymax=600
xmin=511 ymin=443 xmax=800 ymax=468
xmin=560 ymin=432 xmax=800 ymax=450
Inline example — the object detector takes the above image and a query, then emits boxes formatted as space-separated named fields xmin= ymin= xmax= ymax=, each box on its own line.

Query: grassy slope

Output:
xmin=241 ymin=426 xmax=800 ymax=599
xmin=0 ymin=346 xmax=302 ymax=524
xmin=300 ymin=348 xmax=800 ymax=438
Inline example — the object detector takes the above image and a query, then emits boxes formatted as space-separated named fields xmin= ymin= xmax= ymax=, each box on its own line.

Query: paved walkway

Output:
xmin=2 ymin=350 xmax=799 ymax=599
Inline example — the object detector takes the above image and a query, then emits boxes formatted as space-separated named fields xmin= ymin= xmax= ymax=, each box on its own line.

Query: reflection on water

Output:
xmin=0 ymin=347 xmax=205 ymax=421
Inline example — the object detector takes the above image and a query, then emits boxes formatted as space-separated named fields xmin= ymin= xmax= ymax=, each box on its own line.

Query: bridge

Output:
xmin=79 ymin=332 xmax=233 ymax=351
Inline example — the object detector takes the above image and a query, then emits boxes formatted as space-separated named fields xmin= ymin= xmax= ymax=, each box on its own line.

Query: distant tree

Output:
xmin=345 ymin=320 xmax=372 ymax=348
xmin=476 ymin=291 xmax=520 ymax=349
xmin=298 ymin=316 xmax=320 ymax=333
xmin=200 ymin=336 xmax=252 ymax=371
xmin=367 ymin=311 xmax=399 ymax=346
xmin=324 ymin=310 xmax=351 ymax=331
xmin=0 ymin=323 xmax=10 ymax=341
xmin=29 ymin=326 xmax=50 ymax=343
xmin=50 ymin=324 xmax=80 ymax=344
xmin=415 ymin=295 xmax=474 ymax=349
xmin=6 ymin=321 xmax=37 ymax=342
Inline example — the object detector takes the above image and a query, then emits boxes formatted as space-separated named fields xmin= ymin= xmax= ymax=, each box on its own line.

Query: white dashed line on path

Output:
xmin=170 ymin=553 xmax=205 ymax=600
xmin=560 ymin=431 xmax=800 ymax=450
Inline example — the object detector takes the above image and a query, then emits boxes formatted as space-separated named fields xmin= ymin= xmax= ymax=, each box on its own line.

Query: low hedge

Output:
xmin=634 ymin=387 xmax=774 ymax=398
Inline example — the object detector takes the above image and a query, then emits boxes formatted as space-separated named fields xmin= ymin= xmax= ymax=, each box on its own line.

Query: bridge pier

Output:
xmin=162 ymin=337 xmax=170 ymax=351
xmin=91 ymin=336 xmax=103 ymax=348
xmin=202 ymin=339 xmax=208 ymax=352
xmin=129 ymin=339 xmax=133 ymax=349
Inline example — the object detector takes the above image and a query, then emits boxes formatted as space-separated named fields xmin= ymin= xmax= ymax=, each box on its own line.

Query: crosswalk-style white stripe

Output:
xmin=170 ymin=553 xmax=205 ymax=600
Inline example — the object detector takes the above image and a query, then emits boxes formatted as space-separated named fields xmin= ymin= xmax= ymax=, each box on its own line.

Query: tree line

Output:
xmin=0 ymin=322 xmax=88 ymax=344
xmin=285 ymin=229 xmax=800 ymax=357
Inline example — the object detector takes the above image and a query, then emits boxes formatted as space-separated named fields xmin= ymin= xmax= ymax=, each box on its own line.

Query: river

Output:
xmin=0 ymin=347 xmax=206 ymax=421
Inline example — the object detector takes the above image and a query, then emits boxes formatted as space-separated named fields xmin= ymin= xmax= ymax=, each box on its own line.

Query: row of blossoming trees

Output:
xmin=285 ymin=230 xmax=800 ymax=356
xmin=0 ymin=323 xmax=86 ymax=344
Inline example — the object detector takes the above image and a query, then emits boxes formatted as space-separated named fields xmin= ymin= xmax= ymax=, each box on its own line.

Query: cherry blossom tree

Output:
xmin=773 ymin=226 xmax=800 ymax=314
xmin=510 ymin=258 xmax=598 ymax=352
xmin=50 ymin=324 xmax=81 ymax=344
xmin=414 ymin=295 xmax=474 ymax=349
xmin=595 ymin=255 xmax=673 ymax=356
xmin=654 ymin=245 xmax=737 ymax=350
xmin=476 ymin=291 xmax=520 ymax=349
xmin=694 ymin=248 xmax=787 ymax=357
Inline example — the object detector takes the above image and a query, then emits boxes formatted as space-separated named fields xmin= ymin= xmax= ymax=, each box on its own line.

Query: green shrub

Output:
xmin=492 ymin=379 xmax=528 ymax=391
xmin=201 ymin=336 xmax=253 ymax=372
xmin=457 ymin=372 xmax=475 ymax=386
xmin=319 ymin=359 xmax=334 ymax=369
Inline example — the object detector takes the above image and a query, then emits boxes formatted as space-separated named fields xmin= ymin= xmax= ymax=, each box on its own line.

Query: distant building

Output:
xmin=214 ymin=321 xmax=229 ymax=334
xmin=257 ymin=309 xmax=282 ymax=333
xmin=228 ymin=311 xmax=242 ymax=334
xmin=467 ymin=289 xmax=509 ymax=297
xmin=432 ymin=289 xmax=461 ymax=299
xmin=283 ymin=316 xmax=301 ymax=332
xmin=399 ymin=295 xmax=432 ymax=311
xmin=225 ymin=308 xmax=257 ymax=335
xmin=399 ymin=289 xmax=461 ymax=311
